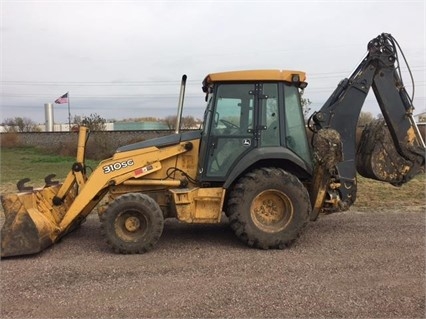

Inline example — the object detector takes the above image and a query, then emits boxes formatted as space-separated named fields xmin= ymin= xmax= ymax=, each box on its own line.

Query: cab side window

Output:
xmin=261 ymin=84 xmax=279 ymax=146
xmin=284 ymin=85 xmax=311 ymax=163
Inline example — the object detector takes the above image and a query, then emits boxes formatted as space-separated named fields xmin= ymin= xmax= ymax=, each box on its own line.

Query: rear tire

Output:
xmin=100 ymin=193 xmax=164 ymax=254
xmin=227 ymin=168 xmax=310 ymax=249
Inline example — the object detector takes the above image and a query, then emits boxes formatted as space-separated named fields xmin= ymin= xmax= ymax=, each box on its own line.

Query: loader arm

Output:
xmin=309 ymin=33 xmax=425 ymax=217
xmin=58 ymin=140 xmax=192 ymax=232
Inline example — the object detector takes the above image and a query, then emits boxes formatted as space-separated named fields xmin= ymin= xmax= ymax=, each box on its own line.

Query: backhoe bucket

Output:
xmin=1 ymin=184 xmax=78 ymax=257
xmin=356 ymin=120 xmax=423 ymax=186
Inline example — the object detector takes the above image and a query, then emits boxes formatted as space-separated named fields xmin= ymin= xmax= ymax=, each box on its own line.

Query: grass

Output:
xmin=0 ymin=147 xmax=99 ymax=193
xmin=353 ymin=174 xmax=425 ymax=210
xmin=354 ymin=174 xmax=425 ymax=210
xmin=0 ymin=147 xmax=424 ymax=211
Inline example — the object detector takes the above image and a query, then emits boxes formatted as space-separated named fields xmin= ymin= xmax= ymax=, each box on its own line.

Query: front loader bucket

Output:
xmin=1 ymin=126 xmax=90 ymax=258
xmin=1 ymin=184 xmax=77 ymax=257
xmin=356 ymin=120 xmax=424 ymax=186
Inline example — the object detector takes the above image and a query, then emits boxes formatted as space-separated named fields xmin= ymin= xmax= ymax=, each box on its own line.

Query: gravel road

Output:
xmin=1 ymin=207 xmax=425 ymax=319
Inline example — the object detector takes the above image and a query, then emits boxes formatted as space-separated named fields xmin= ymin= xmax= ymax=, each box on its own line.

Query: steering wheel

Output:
xmin=220 ymin=119 xmax=239 ymax=129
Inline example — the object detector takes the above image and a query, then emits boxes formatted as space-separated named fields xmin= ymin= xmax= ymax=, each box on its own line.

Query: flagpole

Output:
xmin=68 ymin=92 xmax=71 ymax=131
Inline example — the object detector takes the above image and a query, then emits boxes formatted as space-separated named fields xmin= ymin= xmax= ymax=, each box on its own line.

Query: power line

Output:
xmin=1 ymin=65 xmax=424 ymax=86
xmin=0 ymin=80 xmax=202 ymax=87
xmin=1 ymin=93 xmax=202 ymax=99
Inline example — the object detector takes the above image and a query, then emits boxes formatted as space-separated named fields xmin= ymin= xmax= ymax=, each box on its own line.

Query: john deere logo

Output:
xmin=243 ymin=139 xmax=251 ymax=146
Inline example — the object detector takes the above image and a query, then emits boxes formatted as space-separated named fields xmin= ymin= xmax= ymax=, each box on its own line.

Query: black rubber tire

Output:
xmin=100 ymin=193 xmax=164 ymax=254
xmin=227 ymin=168 xmax=311 ymax=249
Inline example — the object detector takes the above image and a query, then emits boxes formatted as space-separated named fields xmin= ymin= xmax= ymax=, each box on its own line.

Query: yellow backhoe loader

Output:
xmin=1 ymin=33 xmax=424 ymax=257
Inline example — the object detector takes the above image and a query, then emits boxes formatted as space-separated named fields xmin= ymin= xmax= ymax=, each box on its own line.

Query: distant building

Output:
xmin=113 ymin=121 xmax=168 ymax=131
xmin=414 ymin=112 xmax=426 ymax=123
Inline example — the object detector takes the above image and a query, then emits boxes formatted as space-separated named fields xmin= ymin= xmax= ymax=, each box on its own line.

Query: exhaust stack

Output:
xmin=175 ymin=74 xmax=187 ymax=134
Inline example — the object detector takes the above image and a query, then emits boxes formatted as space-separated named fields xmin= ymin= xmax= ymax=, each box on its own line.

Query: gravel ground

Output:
xmin=1 ymin=207 xmax=425 ymax=319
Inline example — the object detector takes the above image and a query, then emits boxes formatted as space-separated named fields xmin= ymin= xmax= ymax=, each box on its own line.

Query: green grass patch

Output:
xmin=0 ymin=147 xmax=99 ymax=192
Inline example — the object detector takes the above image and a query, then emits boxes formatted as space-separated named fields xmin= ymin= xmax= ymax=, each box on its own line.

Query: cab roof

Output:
xmin=203 ymin=69 xmax=306 ymax=85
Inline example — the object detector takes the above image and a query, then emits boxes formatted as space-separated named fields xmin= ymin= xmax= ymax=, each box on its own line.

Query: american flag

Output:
xmin=55 ymin=92 xmax=69 ymax=104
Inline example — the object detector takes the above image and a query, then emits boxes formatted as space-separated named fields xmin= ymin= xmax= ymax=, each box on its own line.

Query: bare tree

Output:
xmin=181 ymin=115 xmax=198 ymax=129
xmin=74 ymin=113 xmax=106 ymax=131
xmin=300 ymin=91 xmax=312 ymax=121
xmin=163 ymin=115 xmax=177 ymax=130
xmin=162 ymin=115 xmax=200 ymax=130
xmin=2 ymin=117 xmax=40 ymax=132
xmin=358 ymin=112 xmax=375 ymax=127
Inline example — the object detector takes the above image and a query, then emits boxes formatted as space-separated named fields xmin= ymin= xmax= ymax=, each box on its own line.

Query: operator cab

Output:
xmin=198 ymin=70 xmax=312 ymax=184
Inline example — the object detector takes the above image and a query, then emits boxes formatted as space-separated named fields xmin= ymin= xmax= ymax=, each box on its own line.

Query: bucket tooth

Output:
xmin=44 ymin=174 xmax=59 ymax=187
xmin=17 ymin=178 xmax=33 ymax=192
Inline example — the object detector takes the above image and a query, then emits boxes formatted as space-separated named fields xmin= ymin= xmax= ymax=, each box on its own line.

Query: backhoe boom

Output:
xmin=310 ymin=33 xmax=425 ymax=215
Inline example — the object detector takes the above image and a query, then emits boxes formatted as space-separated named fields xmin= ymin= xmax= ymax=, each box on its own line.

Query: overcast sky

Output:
xmin=1 ymin=0 xmax=425 ymax=124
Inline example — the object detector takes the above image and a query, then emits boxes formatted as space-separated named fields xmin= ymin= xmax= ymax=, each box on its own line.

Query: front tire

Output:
xmin=100 ymin=193 xmax=164 ymax=254
xmin=227 ymin=168 xmax=310 ymax=249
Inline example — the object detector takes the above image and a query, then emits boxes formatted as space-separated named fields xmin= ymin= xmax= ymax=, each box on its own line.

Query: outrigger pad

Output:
xmin=356 ymin=120 xmax=413 ymax=186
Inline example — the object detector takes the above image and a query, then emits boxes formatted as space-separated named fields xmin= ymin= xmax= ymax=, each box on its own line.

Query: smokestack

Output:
xmin=44 ymin=103 xmax=54 ymax=132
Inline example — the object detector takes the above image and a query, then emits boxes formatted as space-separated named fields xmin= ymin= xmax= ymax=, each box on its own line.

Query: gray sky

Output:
xmin=1 ymin=0 xmax=425 ymax=124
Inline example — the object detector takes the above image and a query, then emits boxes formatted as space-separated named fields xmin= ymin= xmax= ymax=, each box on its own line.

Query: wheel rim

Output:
xmin=250 ymin=189 xmax=293 ymax=233
xmin=114 ymin=210 xmax=149 ymax=242
xmin=124 ymin=216 xmax=141 ymax=232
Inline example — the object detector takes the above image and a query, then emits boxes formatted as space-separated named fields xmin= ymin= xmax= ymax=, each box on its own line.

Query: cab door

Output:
xmin=200 ymin=83 xmax=257 ymax=180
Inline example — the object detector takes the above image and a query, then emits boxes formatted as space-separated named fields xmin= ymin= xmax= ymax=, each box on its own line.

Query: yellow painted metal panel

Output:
xmin=170 ymin=187 xmax=225 ymax=223
xmin=204 ymin=69 xmax=306 ymax=84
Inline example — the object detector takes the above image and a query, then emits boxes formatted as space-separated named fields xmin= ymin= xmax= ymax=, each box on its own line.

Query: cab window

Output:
xmin=284 ymin=85 xmax=311 ymax=164
xmin=260 ymin=83 xmax=279 ymax=146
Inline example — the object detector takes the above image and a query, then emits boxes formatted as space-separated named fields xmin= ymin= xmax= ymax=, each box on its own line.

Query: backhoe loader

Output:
xmin=1 ymin=33 xmax=424 ymax=257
